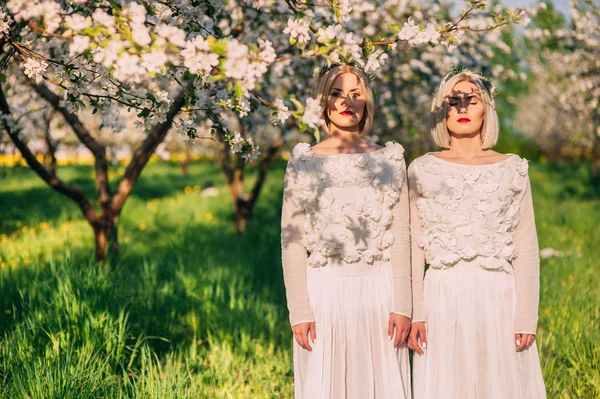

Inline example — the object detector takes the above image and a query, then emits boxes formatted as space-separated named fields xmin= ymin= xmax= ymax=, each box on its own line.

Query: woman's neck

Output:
xmin=446 ymin=131 xmax=485 ymax=159
xmin=325 ymin=126 xmax=363 ymax=147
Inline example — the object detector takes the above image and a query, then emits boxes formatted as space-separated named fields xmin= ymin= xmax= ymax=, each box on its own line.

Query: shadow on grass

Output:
xmin=0 ymin=162 xmax=289 ymax=361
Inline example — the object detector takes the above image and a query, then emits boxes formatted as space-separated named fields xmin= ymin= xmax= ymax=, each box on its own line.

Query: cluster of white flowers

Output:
xmin=302 ymin=97 xmax=322 ymax=128
xmin=273 ymin=98 xmax=291 ymax=125
xmin=241 ymin=137 xmax=261 ymax=161
xmin=364 ymin=50 xmax=389 ymax=74
xmin=317 ymin=25 xmax=342 ymax=44
xmin=398 ymin=18 xmax=441 ymax=46
xmin=283 ymin=18 xmax=311 ymax=45
xmin=7 ymin=0 xmax=61 ymax=33
xmin=181 ymin=35 xmax=220 ymax=75
xmin=23 ymin=58 xmax=48 ymax=81
xmin=0 ymin=9 xmax=14 ymax=37
xmin=230 ymin=131 xmax=244 ymax=153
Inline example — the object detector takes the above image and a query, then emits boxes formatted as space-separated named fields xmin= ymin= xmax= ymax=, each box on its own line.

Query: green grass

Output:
xmin=0 ymin=160 xmax=599 ymax=398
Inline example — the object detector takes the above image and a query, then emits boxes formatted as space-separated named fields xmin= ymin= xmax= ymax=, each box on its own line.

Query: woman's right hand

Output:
xmin=292 ymin=322 xmax=316 ymax=352
xmin=408 ymin=322 xmax=427 ymax=355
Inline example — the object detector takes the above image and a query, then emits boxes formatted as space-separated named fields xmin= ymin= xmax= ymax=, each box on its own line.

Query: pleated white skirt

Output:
xmin=412 ymin=261 xmax=546 ymax=399
xmin=294 ymin=261 xmax=411 ymax=399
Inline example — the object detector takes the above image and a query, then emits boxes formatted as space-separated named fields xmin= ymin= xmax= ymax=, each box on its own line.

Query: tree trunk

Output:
xmin=92 ymin=215 xmax=119 ymax=262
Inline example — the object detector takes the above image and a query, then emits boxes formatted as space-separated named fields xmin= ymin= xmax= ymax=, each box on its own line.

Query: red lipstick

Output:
xmin=340 ymin=110 xmax=354 ymax=116
xmin=457 ymin=118 xmax=471 ymax=123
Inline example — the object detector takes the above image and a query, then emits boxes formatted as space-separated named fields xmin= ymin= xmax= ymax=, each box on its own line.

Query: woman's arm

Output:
xmin=389 ymin=158 xmax=412 ymax=318
xmin=512 ymin=175 xmax=540 ymax=335
xmin=408 ymin=162 xmax=426 ymax=323
xmin=281 ymin=160 xmax=315 ymax=327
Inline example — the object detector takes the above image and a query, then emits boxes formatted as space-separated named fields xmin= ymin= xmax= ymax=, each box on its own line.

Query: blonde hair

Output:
xmin=430 ymin=72 xmax=499 ymax=149
xmin=313 ymin=65 xmax=374 ymax=136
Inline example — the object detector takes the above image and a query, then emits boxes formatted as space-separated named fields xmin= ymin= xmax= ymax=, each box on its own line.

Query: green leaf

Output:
xmin=389 ymin=24 xmax=401 ymax=33
xmin=234 ymin=81 xmax=243 ymax=100
xmin=183 ymin=70 xmax=195 ymax=81
xmin=137 ymin=108 xmax=151 ymax=118
xmin=289 ymin=98 xmax=304 ymax=114
xmin=289 ymin=36 xmax=297 ymax=46
xmin=0 ymin=73 xmax=6 ymax=83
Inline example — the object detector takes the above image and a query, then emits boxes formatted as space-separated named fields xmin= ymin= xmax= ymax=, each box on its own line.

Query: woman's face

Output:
xmin=445 ymin=80 xmax=485 ymax=136
xmin=326 ymin=73 xmax=366 ymax=130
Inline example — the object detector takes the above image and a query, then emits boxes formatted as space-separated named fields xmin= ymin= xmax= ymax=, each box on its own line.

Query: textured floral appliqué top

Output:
xmin=285 ymin=141 xmax=406 ymax=268
xmin=409 ymin=153 xmax=531 ymax=272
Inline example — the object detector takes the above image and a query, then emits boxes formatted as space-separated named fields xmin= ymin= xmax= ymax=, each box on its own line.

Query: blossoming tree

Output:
xmin=517 ymin=0 xmax=600 ymax=173
xmin=0 ymin=0 xmax=528 ymax=260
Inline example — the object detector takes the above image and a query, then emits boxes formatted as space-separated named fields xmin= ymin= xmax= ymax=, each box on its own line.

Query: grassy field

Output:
xmin=0 ymin=160 xmax=599 ymax=398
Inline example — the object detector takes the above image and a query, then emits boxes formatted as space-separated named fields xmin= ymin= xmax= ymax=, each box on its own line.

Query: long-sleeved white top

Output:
xmin=281 ymin=142 xmax=412 ymax=327
xmin=408 ymin=153 xmax=540 ymax=334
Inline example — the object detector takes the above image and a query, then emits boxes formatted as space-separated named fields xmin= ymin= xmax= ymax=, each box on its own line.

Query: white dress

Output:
xmin=281 ymin=142 xmax=412 ymax=399
xmin=409 ymin=153 xmax=546 ymax=399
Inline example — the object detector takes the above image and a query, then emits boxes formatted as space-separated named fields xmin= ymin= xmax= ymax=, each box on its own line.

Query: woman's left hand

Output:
xmin=515 ymin=333 xmax=535 ymax=352
xmin=388 ymin=313 xmax=411 ymax=348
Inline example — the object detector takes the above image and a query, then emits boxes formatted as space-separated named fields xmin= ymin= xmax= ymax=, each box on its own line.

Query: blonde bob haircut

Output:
xmin=430 ymin=72 xmax=499 ymax=149
xmin=313 ymin=64 xmax=374 ymax=136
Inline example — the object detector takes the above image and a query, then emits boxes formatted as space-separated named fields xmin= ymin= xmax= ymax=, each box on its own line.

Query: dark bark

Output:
xmin=42 ymin=111 xmax=58 ymax=175
xmin=4 ymin=82 xmax=188 ymax=261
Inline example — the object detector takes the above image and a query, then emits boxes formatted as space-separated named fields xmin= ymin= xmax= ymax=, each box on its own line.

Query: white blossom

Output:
xmin=23 ymin=58 xmax=48 ymax=80
xmin=65 ymin=14 xmax=92 ymax=31
xmin=364 ymin=50 xmax=388 ymax=74
xmin=317 ymin=25 xmax=342 ymax=43
xmin=230 ymin=131 xmax=244 ymax=153
xmin=302 ymin=97 xmax=322 ymax=128
xmin=69 ymin=35 xmax=91 ymax=57
xmin=273 ymin=99 xmax=291 ymax=125
xmin=283 ymin=18 xmax=311 ymax=45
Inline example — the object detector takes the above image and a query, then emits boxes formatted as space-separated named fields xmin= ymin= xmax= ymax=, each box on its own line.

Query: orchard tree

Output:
xmin=518 ymin=0 xmax=600 ymax=172
xmin=0 ymin=0 xmax=529 ymax=259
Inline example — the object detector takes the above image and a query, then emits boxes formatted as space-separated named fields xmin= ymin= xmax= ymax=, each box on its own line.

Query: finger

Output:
xmin=309 ymin=323 xmax=316 ymax=344
xmin=525 ymin=334 xmax=535 ymax=349
xmin=514 ymin=333 xmax=523 ymax=351
xmin=394 ymin=325 xmax=402 ymax=348
xmin=388 ymin=318 xmax=394 ymax=342
xmin=408 ymin=331 xmax=424 ymax=355
xmin=419 ymin=326 xmax=427 ymax=349
xmin=401 ymin=327 xmax=409 ymax=344
xmin=304 ymin=328 xmax=313 ymax=352
xmin=515 ymin=334 xmax=528 ymax=352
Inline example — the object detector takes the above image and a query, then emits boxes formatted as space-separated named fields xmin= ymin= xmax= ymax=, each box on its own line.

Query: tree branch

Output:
xmin=112 ymin=88 xmax=189 ymax=213
xmin=0 ymin=84 xmax=98 ymax=223
xmin=32 ymin=83 xmax=112 ymax=205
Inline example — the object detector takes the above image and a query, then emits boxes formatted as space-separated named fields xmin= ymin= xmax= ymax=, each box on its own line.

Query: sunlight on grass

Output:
xmin=0 ymin=161 xmax=598 ymax=397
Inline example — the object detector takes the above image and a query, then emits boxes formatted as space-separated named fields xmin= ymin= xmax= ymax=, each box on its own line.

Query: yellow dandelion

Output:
xmin=549 ymin=326 xmax=556 ymax=332
xmin=1 ymin=262 xmax=6 ymax=268
xmin=568 ymin=274 xmax=574 ymax=281
xmin=139 ymin=223 xmax=146 ymax=231
xmin=205 ymin=213 xmax=214 ymax=221
xmin=541 ymin=222 xmax=548 ymax=228
xmin=39 ymin=222 xmax=49 ymax=229
xmin=193 ymin=185 xmax=200 ymax=192
xmin=184 ymin=186 xmax=193 ymax=194
xmin=21 ymin=226 xmax=29 ymax=233
xmin=4 ymin=309 xmax=11 ymax=314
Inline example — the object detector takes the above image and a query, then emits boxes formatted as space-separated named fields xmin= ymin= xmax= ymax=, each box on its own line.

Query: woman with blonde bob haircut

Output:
xmin=280 ymin=62 xmax=412 ymax=398
xmin=313 ymin=64 xmax=375 ymax=137
xmin=407 ymin=69 xmax=546 ymax=398
xmin=430 ymin=71 xmax=499 ymax=149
